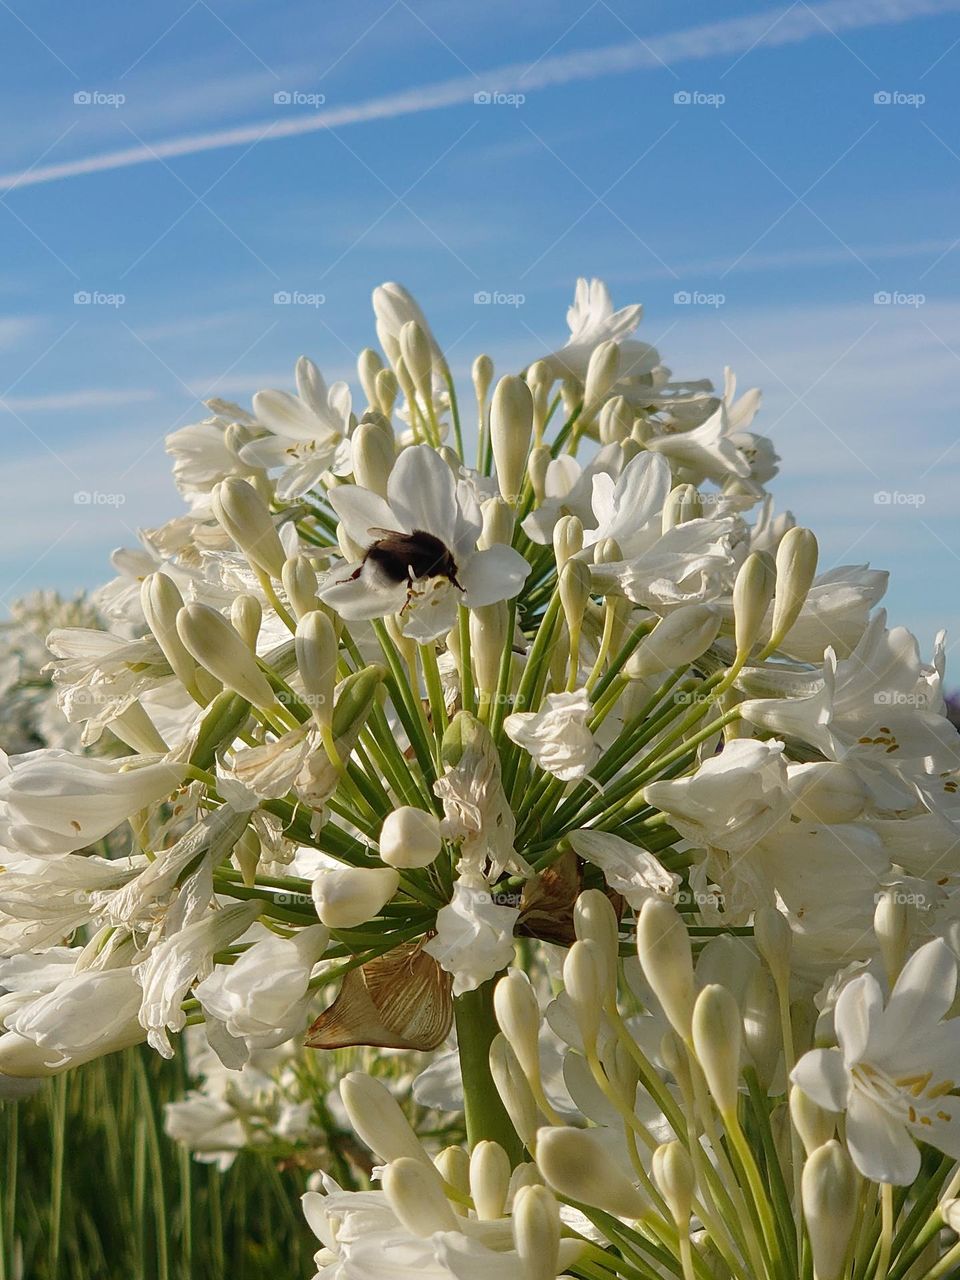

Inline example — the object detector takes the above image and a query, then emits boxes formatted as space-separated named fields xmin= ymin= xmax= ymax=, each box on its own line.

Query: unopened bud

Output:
xmin=636 ymin=899 xmax=695 ymax=1040
xmin=479 ymin=497 xmax=515 ymax=549
xmin=692 ymin=985 xmax=743 ymax=1116
xmin=875 ymin=890 xmax=910 ymax=986
xmin=626 ymin=605 xmax=721 ymax=679
xmin=563 ymin=940 xmax=603 ymax=1052
xmin=553 ymin=515 xmax=583 ymax=571
xmin=435 ymin=1146 xmax=471 ymax=1202
xmin=527 ymin=445 xmax=551 ymax=502
xmin=472 ymin=354 xmax=494 ymax=406
xmin=662 ymin=484 xmax=702 ymax=532
xmin=789 ymin=1085 xmax=836 ymax=1156
xmin=352 ymin=420 xmax=395 ymax=496
xmin=494 ymin=971 xmax=542 ymax=1084
xmin=733 ymin=552 xmax=777 ymax=659
xmin=598 ymin=395 xmax=633 ymax=445
xmin=767 ymin=528 xmax=819 ymax=652
xmin=140 ymin=573 xmax=201 ymax=696
xmin=212 ymin=478 xmax=286 ymax=579
xmin=791 ymin=761 xmax=866 ymax=824
xmin=652 ymin=1142 xmax=694 ymax=1227
xmin=230 ymin=594 xmax=262 ymax=651
xmin=340 ymin=1071 xmax=434 ymax=1167
xmin=742 ymin=968 xmax=781 ymax=1086
xmin=375 ymin=367 xmax=398 ymax=417
xmin=573 ymin=890 xmax=620 ymax=998
xmin=399 ymin=321 xmax=434 ymax=403
xmin=296 ymin=610 xmax=338 ymax=729
xmin=470 ymin=1140 xmax=511 ymax=1220
xmin=232 ymin=825 xmax=261 ymax=887
xmin=582 ymin=340 xmax=620 ymax=420
xmin=282 ymin=555 xmax=319 ymax=620
xmin=559 ymin=559 xmax=591 ymax=637
xmin=332 ymin=665 xmax=386 ymax=741
xmin=491 ymin=375 xmax=534 ymax=505
xmin=177 ymin=603 xmax=274 ymax=707
xmin=471 ymin=601 xmax=508 ymax=697
xmin=311 ymin=865 xmax=399 ymax=928
xmin=489 ymin=1034 xmax=538 ymax=1149
xmin=512 ymin=1184 xmax=561 ymax=1280
xmin=536 ymin=1127 xmax=645 ymax=1219
xmin=357 ymin=347 xmax=384 ymax=408
xmin=382 ymin=1156 xmax=457 ymax=1236
xmin=379 ymin=806 xmax=442 ymax=869
xmin=592 ymin=536 xmax=622 ymax=566
xmin=754 ymin=906 xmax=793 ymax=989
xmin=801 ymin=1140 xmax=858 ymax=1280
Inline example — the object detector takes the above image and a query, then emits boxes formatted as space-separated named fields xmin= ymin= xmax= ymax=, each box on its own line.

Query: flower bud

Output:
xmin=232 ymin=825 xmax=261 ymax=887
xmin=494 ymin=971 xmax=542 ymax=1085
xmin=573 ymin=890 xmax=619 ymax=998
xmin=491 ymin=375 xmax=534 ymax=505
xmin=768 ymin=527 xmax=819 ymax=651
xmin=331 ymin=664 xmax=386 ymax=741
xmin=801 ymin=1140 xmax=858 ymax=1280
xmin=598 ymin=395 xmax=633 ymax=445
xmin=375 ymin=367 xmax=398 ymax=417
xmin=311 ymin=865 xmax=399 ymax=928
xmin=340 ymin=1071 xmax=434 ymax=1166
xmin=177 ymin=603 xmax=274 ymax=707
xmin=212 ymin=478 xmax=286 ymax=579
xmin=489 ymin=1034 xmax=539 ymax=1149
xmin=470 ymin=1140 xmax=511 ymax=1220
xmin=296 ymin=610 xmax=338 ymax=729
xmin=636 ymin=899 xmax=695 ymax=1040
xmin=536 ymin=1127 xmax=645 ymax=1219
xmin=479 ymin=497 xmax=515 ymax=549
xmin=140 ymin=573 xmax=201 ymax=696
xmin=435 ymin=1146 xmax=471 ymax=1202
xmin=382 ymin=1156 xmax=458 ymax=1236
xmin=662 ymin=484 xmax=702 ymax=532
xmin=733 ymin=551 xmax=777 ymax=659
xmin=582 ymin=340 xmax=620 ymax=420
xmin=754 ymin=906 xmax=793 ymax=989
xmin=399 ymin=321 xmax=434 ymax=402
xmin=472 ymin=354 xmax=494 ymax=407
xmin=742 ymin=968 xmax=781 ymax=1086
xmin=874 ymin=889 xmax=910 ymax=986
xmin=352 ymin=419 xmax=395 ymax=496
xmin=470 ymin=601 xmax=509 ymax=699
xmin=626 ymin=605 xmax=721 ymax=679
xmin=562 ymin=940 xmax=603 ymax=1052
xmin=282 ymin=555 xmax=319 ymax=620
xmin=692 ymin=985 xmax=742 ymax=1116
xmin=379 ymin=806 xmax=442 ymax=869
xmin=552 ymin=515 xmax=583 ymax=571
xmin=651 ymin=1142 xmax=694 ymax=1227
xmin=357 ymin=347 xmax=383 ymax=408
xmin=559 ymin=559 xmax=591 ymax=640
xmin=230 ymin=594 xmax=262 ymax=651
xmin=527 ymin=445 xmax=551 ymax=502
xmin=789 ymin=1085 xmax=836 ymax=1156
xmin=512 ymin=1184 xmax=561 ymax=1280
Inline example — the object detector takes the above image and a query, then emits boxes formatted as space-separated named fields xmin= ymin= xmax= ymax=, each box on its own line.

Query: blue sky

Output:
xmin=1 ymin=0 xmax=958 ymax=665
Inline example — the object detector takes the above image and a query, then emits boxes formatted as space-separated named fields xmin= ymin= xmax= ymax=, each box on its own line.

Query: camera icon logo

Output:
xmin=474 ymin=291 xmax=491 ymax=304
xmin=874 ymin=90 xmax=892 ymax=105
xmin=274 ymin=90 xmax=292 ymax=105
xmin=474 ymin=90 xmax=492 ymax=105
xmin=874 ymin=490 xmax=892 ymax=504
xmin=273 ymin=290 xmax=292 ymax=305
xmin=73 ymin=90 xmax=92 ymax=105
xmin=873 ymin=291 xmax=891 ymax=305
xmin=673 ymin=290 xmax=691 ymax=304
xmin=73 ymin=291 xmax=91 ymax=304
xmin=673 ymin=90 xmax=691 ymax=105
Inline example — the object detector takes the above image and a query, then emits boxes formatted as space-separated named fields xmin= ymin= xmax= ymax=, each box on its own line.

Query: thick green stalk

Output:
xmin=453 ymin=979 xmax=524 ymax=1163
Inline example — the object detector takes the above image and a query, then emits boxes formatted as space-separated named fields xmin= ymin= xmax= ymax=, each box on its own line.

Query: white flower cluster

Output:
xmin=2 ymin=278 xmax=960 ymax=1277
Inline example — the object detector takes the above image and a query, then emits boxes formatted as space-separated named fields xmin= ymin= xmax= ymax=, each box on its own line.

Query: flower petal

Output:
xmin=459 ymin=545 xmax=530 ymax=607
xmin=387 ymin=445 xmax=457 ymax=546
xmin=790 ymin=1048 xmax=848 ymax=1112
xmin=834 ymin=972 xmax=883 ymax=1067
xmin=846 ymin=1089 xmax=919 ymax=1185
xmin=328 ymin=486 xmax=400 ymax=550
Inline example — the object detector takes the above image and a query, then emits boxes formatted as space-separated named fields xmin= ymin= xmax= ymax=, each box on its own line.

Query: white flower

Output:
xmin=165 ymin=399 xmax=257 ymax=498
xmin=520 ymin=443 xmax=622 ymax=545
xmin=566 ymin=830 xmax=680 ymax=907
xmin=543 ymin=278 xmax=653 ymax=384
xmin=792 ymin=939 xmax=960 ymax=1184
xmin=244 ymin=357 xmax=353 ymax=500
xmin=423 ymin=879 xmax=519 ymax=997
xmin=643 ymin=739 xmax=794 ymax=855
xmin=0 ymin=750 xmax=189 ymax=856
xmin=135 ymin=901 xmax=263 ymax=1057
xmin=0 ymin=853 xmax=140 ymax=953
xmin=581 ymin=450 xmax=672 ymax=558
xmin=373 ymin=282 xmax=445 ymax=371
xmin=504 ymin=690 xmax=600 ymax=782
xmin=319 ymin=444 xmax=529 ymax=642
xmin=194 ymin=923 xmax=329 ymax=1049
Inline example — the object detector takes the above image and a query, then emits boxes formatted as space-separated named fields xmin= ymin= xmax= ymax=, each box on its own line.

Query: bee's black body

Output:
xmin=344 ymin=528 xmax=466 ymax=595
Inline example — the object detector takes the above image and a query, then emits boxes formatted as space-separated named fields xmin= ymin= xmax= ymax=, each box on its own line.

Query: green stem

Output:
xmin=453 ymin=979 xmax=523 ymax=1163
